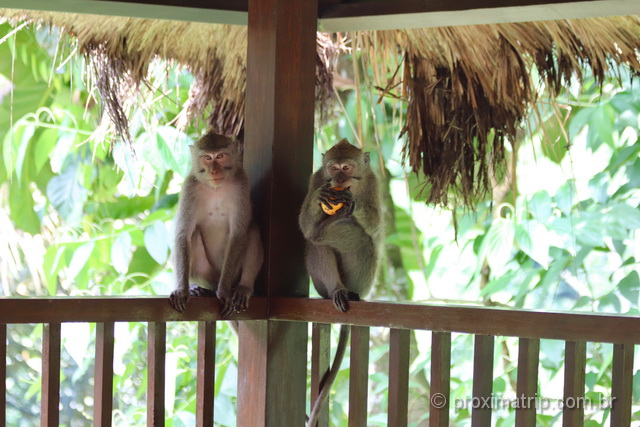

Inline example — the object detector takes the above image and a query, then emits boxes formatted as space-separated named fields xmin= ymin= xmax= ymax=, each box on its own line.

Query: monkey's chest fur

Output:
xmin=189 ymin=182 xmax=236 ymax=282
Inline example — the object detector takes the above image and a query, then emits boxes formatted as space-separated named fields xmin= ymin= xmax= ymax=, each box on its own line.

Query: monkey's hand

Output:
xmin=318 ymin=185 xmax=355 ymax=216
xmin=169 ymin=288 xmax=190 ymax=312
xmin=216 ymin=287 xmax=234 ymax=318
xmin=332 ymin=289 xmax=360 ymax=312
xmin=232 ymin=285 xmax=252 ymax=313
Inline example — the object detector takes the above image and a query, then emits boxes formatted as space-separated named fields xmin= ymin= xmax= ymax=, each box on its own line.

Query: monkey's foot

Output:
xmin=216 ymin=288 xmax=234 ymax=318
xmin=169 ymin=288 xmax=190 ymax=313
xmin=232 ymin=286 xmax=252 ymax=313
xmin=332 ymin=289 xmax=360 ymax=312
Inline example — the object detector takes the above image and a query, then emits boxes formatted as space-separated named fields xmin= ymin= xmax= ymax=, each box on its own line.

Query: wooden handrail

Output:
xmin=0 ymin=296 xmax=267 ymax=323
xmin=0 ymin=296 xmax=638 ymax=344
xmin=269 ymin=298 xmax=640 ymax=344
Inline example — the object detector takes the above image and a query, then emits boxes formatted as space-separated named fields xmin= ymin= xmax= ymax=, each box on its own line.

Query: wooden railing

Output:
xmin=0 ymin=296 xmax=638 ymax=426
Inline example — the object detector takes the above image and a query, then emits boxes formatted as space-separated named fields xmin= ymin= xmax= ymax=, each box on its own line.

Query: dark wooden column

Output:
xmin=237 ymin=0 xmax=318 ymax=425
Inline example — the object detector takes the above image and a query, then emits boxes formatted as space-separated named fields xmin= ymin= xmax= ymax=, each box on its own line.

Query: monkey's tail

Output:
xmin=307 ymin=325 xmax=350 ymax=427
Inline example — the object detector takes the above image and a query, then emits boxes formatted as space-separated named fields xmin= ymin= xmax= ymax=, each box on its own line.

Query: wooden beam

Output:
xmin=472 ymin=335 xmax=494 ymax=427
xmin=349 ymin=326 xmax=370 ymax=426
xmin=429 ymin=332 xmax=451 ymax=427
xmin=311 ymin=323 xmax=331 ymax=427
xmin=41 ymin=323 xmax=61 ymax=427
xmin=0 ymin=0 xmax=247 ymax=25
xmin=610 ymin=343 xmax=634 ymax=426
xmin=515 ymin=338 xmax=540 ymax=427
xmin=0 ymin=324 xmax=6 ymax=426
xmin=0 ymin=296 xmax=267 ymax=323
xmin=5 ymin=0 xmax=638 ymax=30
xmin=196 ymin=321 xmax=216 ymax=426
xmin=319 ymin=0 xmax=640 ymax=32
xmin=269 ymin=298 xmax=640 ymax=344
xmin=236 ymin=0 xmax=317 ymax=424
xmin=94 ymin=322 xmax=115 ymax=427
xmin=388 ymin=329 xmax=410 ymax=427
xmin=147 ymin=322 xmax=166 ymax=427
xmin=563 ymin=341 xmax=586 ymax=426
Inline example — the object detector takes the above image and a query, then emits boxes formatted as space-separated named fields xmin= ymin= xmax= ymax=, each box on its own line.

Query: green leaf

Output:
xmin=608 ymin=204 xmax=640 ymax=230
xmin=480 ymin=271 xmax=517 ymax=297
xmin=43 ymin=244 xmax=66 ymax=295
xmin=46 ymin=162 xmax=87 ymax=222
xmin=8 ymin=180 xmax=40 ymax=234
xmin=597 ymin=293 xmax=621 ymax=312
xmin=156 ymin=126 xmax=192 ymax=178
xmin=528 ymin=190 xmax=552 ymax=223
xmin=2 ymin=121 xmax=36 ymax=184
xmin=515 ymin=222 xmax=549 ymax=269
xmin=587 ymin=103 xmax=616 ymax=149
xmin=537 ymin=253 xmax=569 ymax=292
xmin=33 ymin=128 xmax=57 ymax=173
xmin=480 ymin=219 xmax=515 ymax=273
xmin=554 ymin=180 xmax=575 ymax=213
xmin=66 ymin=241 xmax=95 ymax=282
xmin=85 ymin=195 xmax=155 ymax=220
xmin=540 ymin=117 xmax=568 ymax=164
xmin=111 ymin=232 xmax=133 ymax=275
xmin=144 ymin=220 xmax=170 ymax=265
xmin=618 ymin=271 xmax=639 ymax=307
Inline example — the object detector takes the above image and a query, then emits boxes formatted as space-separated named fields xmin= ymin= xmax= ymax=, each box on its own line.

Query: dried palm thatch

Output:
xmin=1 ymin=8 xmax=639 ymax=206
xmin=0 ymin=8 xmax=337 ymax=140
xmin=360 ymin=17 xmax=640 ymax=205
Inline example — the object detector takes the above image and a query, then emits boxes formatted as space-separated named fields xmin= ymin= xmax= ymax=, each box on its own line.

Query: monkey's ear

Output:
xmin=364 ymin=152 xmax=370 ymax=165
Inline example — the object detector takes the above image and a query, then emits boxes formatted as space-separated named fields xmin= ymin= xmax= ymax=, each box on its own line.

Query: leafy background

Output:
xmin=0 ymin=24 xmax=639 ymax=426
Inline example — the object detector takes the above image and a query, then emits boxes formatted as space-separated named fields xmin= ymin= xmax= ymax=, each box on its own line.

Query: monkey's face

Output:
xmin=195 ymin=149 xmax=234 ymax=188
xmin=324 ymin=159 xmax=360 ymax=190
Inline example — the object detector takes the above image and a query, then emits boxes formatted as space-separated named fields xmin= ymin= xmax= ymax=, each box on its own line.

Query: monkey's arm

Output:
xmin=298 ymin=173 xmax=327 ymax=240
xmin=217 ymin=188 xmax=252 ymax=316
xmin=170 ymin=180 xmax=198 ymax=312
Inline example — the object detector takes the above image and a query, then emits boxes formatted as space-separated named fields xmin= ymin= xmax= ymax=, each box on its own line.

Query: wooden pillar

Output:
xmin=237 ymin=0 xmax=317 ymax=425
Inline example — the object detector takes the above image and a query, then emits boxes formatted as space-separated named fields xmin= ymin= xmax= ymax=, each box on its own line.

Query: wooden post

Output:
xmin=95 ymin=322 xmax=115 ymax=427
xmin=237 ymin=0 xmax=317 ymax=425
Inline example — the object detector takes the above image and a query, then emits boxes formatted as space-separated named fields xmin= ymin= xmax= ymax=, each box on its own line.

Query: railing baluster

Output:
xmin=563 ymin=341 xmax=586 ymax=426
xmin=388 ymin=328 xmax=410 ymax=427
xmin=41 ymin=323 xmax=61 ymax=427
xmin=95 ymin=322 xmax=115 ymax=427
xmin=516 ymin=338 xmax=539 ymax=427
xmin=430 ymin=332 xmax=451 ymax=427
xmin=196 ymin=321 xmax=216 ymax=426
xmin=311 ymin=323 xmax=330 ymax=427
xmin=0 ymin=324 xmax=6 ymax=426
xmin=349 ymin=326 xmax=369 ymax=427
xmin=611 ymin=342 xmax=634 ymax=426
xmin=148 ymin=322 xmax=166 ymax=427
xmin=472 ymin=335 xmax=494 ymax=427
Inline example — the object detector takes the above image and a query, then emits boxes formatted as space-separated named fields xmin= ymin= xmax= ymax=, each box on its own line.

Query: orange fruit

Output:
xmin=321 ymin=187 xmax=344 ymax=215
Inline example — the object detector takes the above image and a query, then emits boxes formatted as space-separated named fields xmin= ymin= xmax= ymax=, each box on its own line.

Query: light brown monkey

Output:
xmin=170 ymin=131 xmax=263 ymax=317
xmin=298 ymin=138 xmax=382 ymax=426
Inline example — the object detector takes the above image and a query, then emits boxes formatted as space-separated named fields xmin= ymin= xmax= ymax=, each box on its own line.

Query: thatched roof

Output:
xmin=1 ymin=8 xmax=639 ymax=205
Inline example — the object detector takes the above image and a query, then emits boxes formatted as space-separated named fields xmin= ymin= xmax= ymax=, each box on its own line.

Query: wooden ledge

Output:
xmin=269 ymin=297 xmax=640 ymax=344
xmin=0 ymin=296 xmax=638 ymax=344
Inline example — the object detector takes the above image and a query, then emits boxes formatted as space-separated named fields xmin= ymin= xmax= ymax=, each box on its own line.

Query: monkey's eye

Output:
xmin=330 ymin=165 xmax=340 ymax=172
xmin=342 ymin=165 xmax=351 ymax=171
xmin=203 ymin=154 xmax=213 ymax=161
xmin=216 ymin=153 xmax=226 ymax=160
